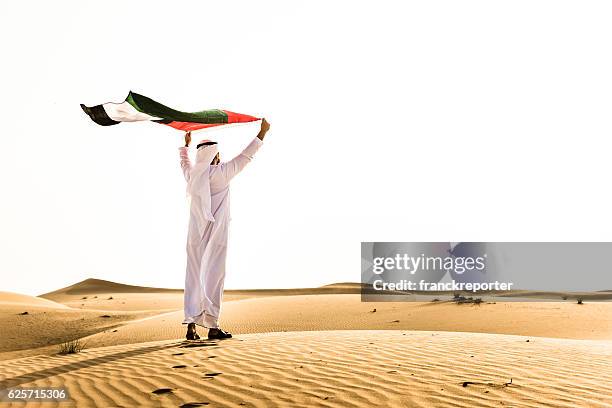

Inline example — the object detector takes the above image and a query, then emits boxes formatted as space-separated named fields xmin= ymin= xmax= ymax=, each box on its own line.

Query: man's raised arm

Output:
xmin=179 ymin=131 xmax=192 ymax=182
xmin=219 ymin=118 xmax=270 ymax=183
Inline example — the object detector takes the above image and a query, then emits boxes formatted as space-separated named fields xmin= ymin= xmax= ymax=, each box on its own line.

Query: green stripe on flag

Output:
xmin=126 ymin=92 xmax=228 ymax=124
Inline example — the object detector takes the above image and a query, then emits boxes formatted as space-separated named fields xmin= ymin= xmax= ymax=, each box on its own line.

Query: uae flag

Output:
xmin=81 ymin=91 xmax=260 ymax=131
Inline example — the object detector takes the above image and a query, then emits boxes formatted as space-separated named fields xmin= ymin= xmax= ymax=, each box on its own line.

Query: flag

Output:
xmin=81 ymin=91 xmax=260 ymax=131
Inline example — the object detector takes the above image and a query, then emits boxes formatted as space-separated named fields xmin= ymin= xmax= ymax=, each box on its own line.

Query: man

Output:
xmin=179 ymin=118 xmax=270 ymax=340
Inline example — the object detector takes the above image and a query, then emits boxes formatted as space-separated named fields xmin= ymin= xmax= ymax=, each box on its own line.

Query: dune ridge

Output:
xmin=40 ymin=278 xmax=183 ymax=299
xmin=0 ymin=291 xmax=69 ymax=309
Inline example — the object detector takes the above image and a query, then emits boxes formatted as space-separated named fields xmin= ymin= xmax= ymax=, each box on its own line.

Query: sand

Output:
xmin=0 ymin=292 xmax=70 ymax=308
xmin=0 ymin=331 xmax=610 ymax=407
xmin=0 ymin=293 xmax=160 ymax=360
xmin=40 ymin=279 xmax=185 ymax=312
xmin=61 ymin=294 xmax=610 ymax=355
xmin=1 ymin=279 xmax=611 ymax=407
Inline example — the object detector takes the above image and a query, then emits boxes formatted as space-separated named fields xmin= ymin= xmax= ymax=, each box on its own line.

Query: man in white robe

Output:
xmin=179 ymin=119 xmax=270 ymax=340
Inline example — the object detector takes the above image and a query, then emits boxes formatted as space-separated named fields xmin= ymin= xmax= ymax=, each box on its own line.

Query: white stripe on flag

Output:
xmin=103 ymin=101 xmax=160 ymax=122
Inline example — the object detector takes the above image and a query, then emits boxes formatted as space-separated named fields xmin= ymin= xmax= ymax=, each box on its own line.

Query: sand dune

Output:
xmin=2 ymin=280 xmax=611 ymax=406
xmin=0 ymin=291 xmax=69 ymax=308
xmin=0 ymin=289 xmax=161 ymax=360
xmin=3 ymin=290 xmax=611 ymax=360
xmin=41 ymin=278 xmax=183 ymax=299
xmin=0 ymin=331 xmax=610 ymax=407
xmin=74 ymin=294 xmax=611 ymax=351
xmin=218 ymin=294 xmax=612 ymax=339
xmin=0 ymin=306 xmax=161 ymax=360
xmin=40 ymin=278 xmax=612 ymax=313
xmin=38 ymin=279 xmax=365 ymax=312
xmin=39 ymin=279 xmax=184 ymax=312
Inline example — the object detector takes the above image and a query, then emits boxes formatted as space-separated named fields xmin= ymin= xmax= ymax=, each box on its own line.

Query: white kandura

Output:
xmin=179 ymin=137 xmax=263 ymax=328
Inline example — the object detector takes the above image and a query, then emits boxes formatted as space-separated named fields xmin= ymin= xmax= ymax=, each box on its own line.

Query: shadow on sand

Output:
xmin=0 ymin=340 xmax=218 ymax=389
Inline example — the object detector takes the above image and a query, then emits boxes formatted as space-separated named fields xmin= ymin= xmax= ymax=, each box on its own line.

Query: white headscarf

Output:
xmin=187 ymin=140 xmax=219 ymax=235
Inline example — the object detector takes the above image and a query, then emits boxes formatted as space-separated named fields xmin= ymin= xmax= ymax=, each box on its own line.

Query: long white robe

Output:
xmin=179 ymin=137 xmax=263 ymax=328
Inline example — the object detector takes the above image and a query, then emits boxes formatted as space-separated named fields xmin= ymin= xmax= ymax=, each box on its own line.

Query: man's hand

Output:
xmin=184 ymin=131 xmax=192 ymax=147
xmin=257 ymin=118 xmax=270 ymax=141
xmin=260 ymin=118 xmax=270 ymax=133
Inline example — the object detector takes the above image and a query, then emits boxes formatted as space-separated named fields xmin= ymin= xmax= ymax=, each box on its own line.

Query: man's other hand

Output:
xmin=185 ymin=131 xmax=192 ymax=147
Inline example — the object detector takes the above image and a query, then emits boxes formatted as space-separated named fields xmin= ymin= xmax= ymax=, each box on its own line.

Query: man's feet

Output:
xmin=186 ymin=323 xmax=200 ymax=340
xmin=208 ymin=328 xmax=232 ymax=339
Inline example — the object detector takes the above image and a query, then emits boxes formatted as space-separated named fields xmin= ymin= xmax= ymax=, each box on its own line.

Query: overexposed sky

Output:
xmin=1 ymin=1 xmax=612 ymax=295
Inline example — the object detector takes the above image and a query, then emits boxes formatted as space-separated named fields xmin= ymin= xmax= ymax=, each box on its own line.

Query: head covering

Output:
xmin=187 ymin=140 xmax=219 ymax=234
xmin=196 ymin=140 xmax=218 ymax=149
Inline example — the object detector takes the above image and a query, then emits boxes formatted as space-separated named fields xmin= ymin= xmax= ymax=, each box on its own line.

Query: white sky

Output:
xmin=1 ymin=1 xmax=611 ymax=296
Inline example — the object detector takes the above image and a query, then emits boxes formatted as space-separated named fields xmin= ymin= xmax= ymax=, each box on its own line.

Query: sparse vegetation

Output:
xmin=577 ymin=298 xmax=583 ymax=305
xmin=452 ymin=296 xmax=483 ymax=305
xmin=58 ymin=339 xmax=85 ymax=355
xmin=561 ymin=295 xmax=568 ymax=300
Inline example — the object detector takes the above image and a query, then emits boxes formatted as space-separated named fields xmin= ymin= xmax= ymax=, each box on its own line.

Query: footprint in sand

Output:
xmin=172 ymin=365 xmax=188 ymax=369
xmin=204 ymin=372 xmax=222 ymax=377
xmin=180 ymin=403 xmax=209 ymax=407
xmin=180 ymin=342 xmax=216 ymax=348
xmin=152 ymin=388 xmax=173 ymax=394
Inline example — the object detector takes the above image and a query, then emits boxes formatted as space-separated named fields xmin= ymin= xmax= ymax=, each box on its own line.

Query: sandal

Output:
xmin=186 ymin=323 xmax=200 ymax=340
xmin=208 ymin=328 xmax=232 ymax=340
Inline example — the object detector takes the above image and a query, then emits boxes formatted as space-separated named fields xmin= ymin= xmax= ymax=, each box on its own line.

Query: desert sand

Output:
xmin=0 ymin=279 xmax=610 ymax=407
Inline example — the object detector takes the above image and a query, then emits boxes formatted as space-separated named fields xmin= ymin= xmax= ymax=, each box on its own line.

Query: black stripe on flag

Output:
xmin=80 ymin=104 xmax=120 ymax=126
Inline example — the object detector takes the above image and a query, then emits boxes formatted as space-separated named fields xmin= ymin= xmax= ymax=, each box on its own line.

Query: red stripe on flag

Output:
xmin=161 ymin=122 xmax=226 ymax=131
xmin=223 ymin=110 xmax=260 ymax=123
xmin=161 ymin=112 xmax=259 ymax=131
